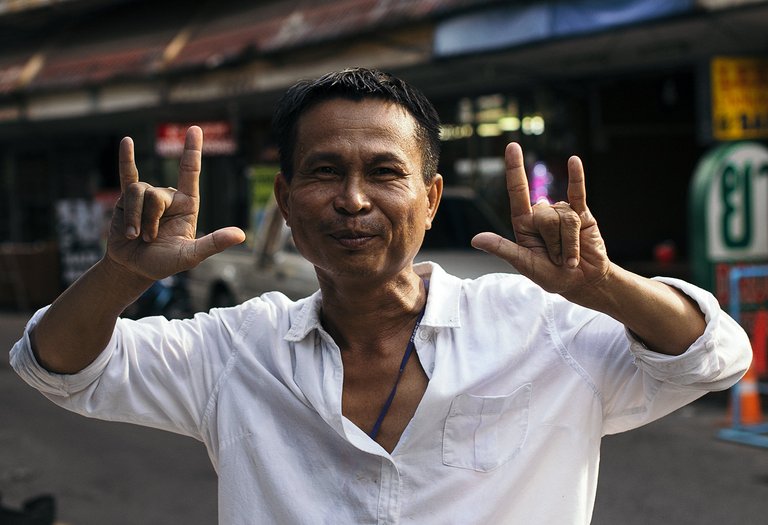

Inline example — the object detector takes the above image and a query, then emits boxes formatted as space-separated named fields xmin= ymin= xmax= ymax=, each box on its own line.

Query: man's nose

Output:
xmin=333 ymin=176 xmax=371 ymax=214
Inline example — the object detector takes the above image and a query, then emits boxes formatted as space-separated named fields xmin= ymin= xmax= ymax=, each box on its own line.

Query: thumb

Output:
xmin=471 ymin=232 xmax=531 ymax=274
xmin=192 ymin=227 xmax=246 ymax=263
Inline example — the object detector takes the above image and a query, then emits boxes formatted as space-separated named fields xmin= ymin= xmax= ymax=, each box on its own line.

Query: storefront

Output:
xmin=1 ymin=0 xmax=767 ymax=308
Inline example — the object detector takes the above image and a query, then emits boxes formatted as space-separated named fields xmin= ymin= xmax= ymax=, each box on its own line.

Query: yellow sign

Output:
xmin=711 ymin=56 xmax=768 ymax=141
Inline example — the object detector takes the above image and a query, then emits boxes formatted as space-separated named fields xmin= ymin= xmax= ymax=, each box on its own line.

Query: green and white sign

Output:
xmin=690 ymin=141 xmax=768 ymax=298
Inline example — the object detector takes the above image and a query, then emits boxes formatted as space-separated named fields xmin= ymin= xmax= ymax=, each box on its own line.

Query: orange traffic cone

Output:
xmin=752 ymin=310 xmax=767 ymax=376
xmin=734 ymin=364 xmax=763 ymax=425
xmin=726 ymin=311 xmax=766 ymax=426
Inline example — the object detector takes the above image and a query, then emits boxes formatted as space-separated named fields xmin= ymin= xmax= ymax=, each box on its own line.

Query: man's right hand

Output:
xmin=30 ymin=126 xmax=246 ymax=373
xmin=108 ymin=126 xmax=245 ymax=282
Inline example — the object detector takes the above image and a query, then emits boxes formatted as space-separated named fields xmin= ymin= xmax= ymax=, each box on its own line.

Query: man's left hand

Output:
xmin=472 ymin=142 xmax=611 ymax=303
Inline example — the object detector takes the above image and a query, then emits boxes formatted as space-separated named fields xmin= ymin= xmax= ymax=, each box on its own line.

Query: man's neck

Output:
xmin=318 ymin=269 xmax=426 ymax=355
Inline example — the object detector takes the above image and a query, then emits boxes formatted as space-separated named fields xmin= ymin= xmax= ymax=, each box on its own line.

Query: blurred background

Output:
xmin=1 ymin=0 xmax=768 ymax=523
xmin=1 ymin=0 xmax=767 ymax=310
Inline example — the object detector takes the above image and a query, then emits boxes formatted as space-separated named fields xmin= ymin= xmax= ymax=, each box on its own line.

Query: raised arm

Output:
xmin=31 ymin=127 xmax=246 ymax=373
xmin=471 ymin=142 xmax=705 ymax=355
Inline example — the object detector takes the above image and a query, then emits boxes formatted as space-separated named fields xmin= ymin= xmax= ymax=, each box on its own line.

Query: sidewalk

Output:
xmin=0 ymin=310 xmax=218 ymax=525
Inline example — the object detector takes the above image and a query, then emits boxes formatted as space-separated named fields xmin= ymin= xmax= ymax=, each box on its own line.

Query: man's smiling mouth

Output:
xmin=331 ymin=231 xmax=376 ymax=248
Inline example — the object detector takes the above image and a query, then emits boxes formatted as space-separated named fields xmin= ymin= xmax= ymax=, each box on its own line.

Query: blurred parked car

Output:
xmin=416 ymin=186 xmax=514 ymax=277
xmin=187 ymin=187 xmax=514 ymax=312
xmin=123 ymin=272 xmax=192 ymax=319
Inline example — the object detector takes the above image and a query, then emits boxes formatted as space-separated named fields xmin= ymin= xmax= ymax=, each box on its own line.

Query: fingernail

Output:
xmin=126 ymin=226 xmax=138 ymax=238
xmin=143 ymin=233 xmax=152 ymax=243
xmin=567 ymin=257 xmax=579 ymax=268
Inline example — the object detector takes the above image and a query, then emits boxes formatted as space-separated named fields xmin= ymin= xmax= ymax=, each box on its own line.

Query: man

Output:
xmin=12 ymin=68 xmax=751 ymax=524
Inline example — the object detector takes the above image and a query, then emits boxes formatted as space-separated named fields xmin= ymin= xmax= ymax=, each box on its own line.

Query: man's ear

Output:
xmin=424 ymin=174 xmax=443 ymax=231
xmin=274 ymin=172 xmax=291 ymax=226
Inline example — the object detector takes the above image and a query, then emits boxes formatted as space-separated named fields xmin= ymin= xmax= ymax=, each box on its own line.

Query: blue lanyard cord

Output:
xmin=368 ymin=308 xmax=426 ymax=441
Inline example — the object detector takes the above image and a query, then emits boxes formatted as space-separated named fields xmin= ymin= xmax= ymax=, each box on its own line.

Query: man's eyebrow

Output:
xmin=367 ymin=152 xmax=408 ymax=165
xmin=300 ymin=151 xmax=409 ymax=166
xmin=299 ymin=151 xmax=344 ymax=166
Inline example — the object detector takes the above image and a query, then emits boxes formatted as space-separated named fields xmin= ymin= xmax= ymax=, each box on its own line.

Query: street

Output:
xmin=595 ymin=399 xmax=768 ymax=524
xmin=2 ymin=312 xmax=768 ymax=524
xmin=0 ymin=313 xmax=217 ymax=525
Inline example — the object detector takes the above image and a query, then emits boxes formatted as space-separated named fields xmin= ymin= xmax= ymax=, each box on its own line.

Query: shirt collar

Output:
xmin=284 ymin=290 xmax=324 ymax=342
xmin=283 ymin=262 xmax=462 ymax=343
xmin=415 ymin=261 xmax=462 ymax=329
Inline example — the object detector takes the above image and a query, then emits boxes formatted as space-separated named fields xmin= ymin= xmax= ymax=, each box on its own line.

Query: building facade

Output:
xmin=0 ymin=0 xmax=767 ymax=307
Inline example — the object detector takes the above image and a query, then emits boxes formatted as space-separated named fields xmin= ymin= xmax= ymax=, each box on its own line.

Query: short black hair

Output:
xmin=272 ymin=67 xmax=441 ymax=183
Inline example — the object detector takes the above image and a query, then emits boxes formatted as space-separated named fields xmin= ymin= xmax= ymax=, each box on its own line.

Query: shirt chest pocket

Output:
xmin=442 ymin=383 xmax=531 ymax=472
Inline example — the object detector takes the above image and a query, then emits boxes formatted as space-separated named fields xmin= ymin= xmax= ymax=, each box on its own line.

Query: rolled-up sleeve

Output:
xmin=10 ymin=306 xmax=119 ymax=397
xmin=627 ymin=277 xmax=752 ymax=390
xmin=587 ymin=277 xmax=752 ymax=435
xmin=10 ymin=305 xmax=246 ymax=440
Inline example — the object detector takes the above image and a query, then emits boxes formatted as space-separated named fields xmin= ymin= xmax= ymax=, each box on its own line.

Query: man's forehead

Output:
xmin=297 ymin=97 xmax=413 ymax=126
xmin=291 ymin=98 xmax=423 ymax=172
xmin=294 ymin=98 xmax=418 ymax=146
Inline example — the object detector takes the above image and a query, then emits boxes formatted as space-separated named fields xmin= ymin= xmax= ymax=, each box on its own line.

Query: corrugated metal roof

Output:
xmin=0 ymin=56 xmax=27 ymax=94
xmin=32 ymin=42 xmax=162 ymax=89
xmin=0 ymin=0 xmax=81 ymax=15
xmin=9 ymin=0 xmax=497 ymax=92
xmin=169 ymin=0 xmax=496 ymax=70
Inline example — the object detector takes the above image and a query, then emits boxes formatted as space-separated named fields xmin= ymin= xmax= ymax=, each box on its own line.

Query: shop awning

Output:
xmin=168 ymin=0 xmax=499 ymax=70
xmin=434 ymin=0 xmax=696 ymax=57
xmin=2 ymin=0 xmax=497 ymax=93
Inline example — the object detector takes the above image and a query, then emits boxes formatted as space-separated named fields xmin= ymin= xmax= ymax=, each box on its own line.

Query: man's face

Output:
xmin=275 ymin=98 xmax=442 ymax=284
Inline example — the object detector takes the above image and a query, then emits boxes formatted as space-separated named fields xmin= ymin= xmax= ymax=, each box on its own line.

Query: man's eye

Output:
xmin=371 ymin=167 xmax=397 ymax=177
xmin=315 ymin=166 xmax=337 ymax=175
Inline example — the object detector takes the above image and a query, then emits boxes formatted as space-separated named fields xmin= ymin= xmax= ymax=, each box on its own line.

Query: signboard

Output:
xmin=705 ymin=143 xmax=768 ymax=261
xmin=248 ymin=164 xmax=279 ymax=241
xmin=156 ymin=121 xmax=237 ymax=157
xmin=690 ymin=142 xmax=768 ymax=307
xmin=711 ymin=56 xmax=768 ymax=141
xmin=56 ymin=199 xmax=104 ymax=286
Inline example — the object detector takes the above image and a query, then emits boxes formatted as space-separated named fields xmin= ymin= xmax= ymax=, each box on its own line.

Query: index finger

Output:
xmin=119 ymin=137 xmax=139 ymax=193
xmin=177 ymin=126 xmax=203 ymax=199
xmin=505 ymin=142 xmax=532 ymax=218
xmin=567 ymin=155 xmax=588 ymax=214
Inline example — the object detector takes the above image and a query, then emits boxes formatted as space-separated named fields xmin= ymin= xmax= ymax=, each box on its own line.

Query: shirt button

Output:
xmin=417 ymin=328 xmax=431 ymax=341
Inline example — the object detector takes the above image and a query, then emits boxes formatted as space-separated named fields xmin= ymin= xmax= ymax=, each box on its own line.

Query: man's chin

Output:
xmin=316 ymin=264 xmax=381 ymax=280
xmin=314 ymin=259 xmax=413 ymax=284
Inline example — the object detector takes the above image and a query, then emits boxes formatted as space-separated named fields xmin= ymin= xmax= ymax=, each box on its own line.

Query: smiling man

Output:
xmin=11 ymin=68 xmax=751 ymax=524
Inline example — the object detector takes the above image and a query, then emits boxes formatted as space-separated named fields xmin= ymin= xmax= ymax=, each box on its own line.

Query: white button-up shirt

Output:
xmin=11 ymin=263 xmax=751 ymax=525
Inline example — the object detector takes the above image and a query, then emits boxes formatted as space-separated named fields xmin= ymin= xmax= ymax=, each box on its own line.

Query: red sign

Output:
xmin=715 ymin=262 xmax=768 ymax=307
xmin=715 ymin=262 xmax=768 ymax=375
xmin=156 ymin=121 xmax=237 ymax=157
